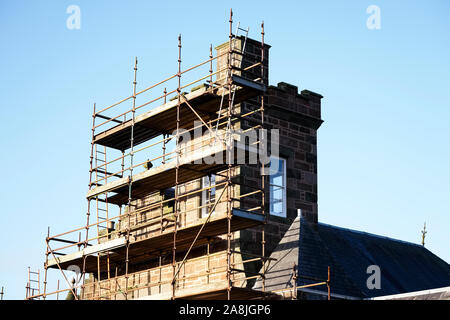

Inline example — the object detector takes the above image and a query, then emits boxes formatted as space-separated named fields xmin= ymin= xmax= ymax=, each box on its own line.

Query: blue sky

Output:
xmin=0 ymin=0 xmax=449 ymax=299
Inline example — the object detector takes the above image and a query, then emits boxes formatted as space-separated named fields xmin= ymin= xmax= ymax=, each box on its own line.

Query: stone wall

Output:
xmin=82 ymin=250 xmax=245 ymax=300
xmin=217 ymin=37 xmax=323 ymax=287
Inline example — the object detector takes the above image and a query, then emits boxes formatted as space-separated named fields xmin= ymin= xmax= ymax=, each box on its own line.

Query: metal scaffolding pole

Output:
xmin=226 ymin=8 xmax=233 ymax=301
xmin=327 ymin=266 xmax=331 ymax=300
xmin=125 ymin=57 xmax=138 ymax=300
xmin=260 ymin=21 xmax=266 ymax=296
xmin=43 ymin=227 xmax=49 ymax=300
xmin=172 ymin=34 xmax=182 ymax=300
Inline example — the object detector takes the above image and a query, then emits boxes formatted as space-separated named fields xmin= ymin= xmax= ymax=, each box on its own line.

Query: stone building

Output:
xmin=42 ymin=33 xmax=326 ymax=300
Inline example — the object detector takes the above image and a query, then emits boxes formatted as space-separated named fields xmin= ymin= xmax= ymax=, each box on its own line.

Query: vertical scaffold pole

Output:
xmin=172 ymin=34 xmax=182 ymax=300
xmin=162 ymin=86 xmax=168 ymax=238
xmin=43 ymin=227 xmax=50 ymax=300
xmin=125 ymin=57 xmax=138 ymax=300
xmin=209 ymin=44 xmax=213 ymax=86
xmin=162 ymin=82 xmax=168 ymax=228
xmin=226 ymin=8 xmax=233 ymax=301
xmin=103 ymin=145 xmax=111 ymax=293
xmin=292 ymin=263 xmax=297 ymax=300
xmin=27 ymin=267 xmax=31 ymax=298
xmin=327 ymin=266 xmax=331 ymax=300
xmin=95 ymin=144 xmax=101 ymax=288
xmin=260 ymin=21 xmax=266 ymax=296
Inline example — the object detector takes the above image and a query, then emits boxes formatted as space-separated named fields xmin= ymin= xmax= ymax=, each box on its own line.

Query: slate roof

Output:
xmin=253 ymin=216 xmax=300 ymax=294
xmin=255 ymin=216 xmax=450 ymax=299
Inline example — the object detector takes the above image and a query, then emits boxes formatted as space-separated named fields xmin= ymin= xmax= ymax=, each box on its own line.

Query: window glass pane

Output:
xmin=201 ymin=175 xmax=216 ymax=217
xmin=270 ymin=185 xmax=283 ymax=216
xmin=269 ymin=158 xmax=284 ymax=186
xmin=210 ymin=174 xmax=216 ymax=197
xmin=269 ymin=157 xmax=286 ymax=217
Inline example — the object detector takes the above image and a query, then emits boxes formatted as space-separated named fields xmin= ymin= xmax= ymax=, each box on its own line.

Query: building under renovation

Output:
xmin=25 ymin=12 xmax=449 ymax=300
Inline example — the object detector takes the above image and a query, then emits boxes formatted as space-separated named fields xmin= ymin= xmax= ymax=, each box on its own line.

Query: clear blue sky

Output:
xmin=0 ymin=0 xmax=449 ymax=300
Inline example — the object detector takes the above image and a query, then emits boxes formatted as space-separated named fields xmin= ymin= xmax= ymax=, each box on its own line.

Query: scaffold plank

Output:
xmin=94 ymin=75 xmax=265 ymax=151
xmin=47 ymin=208 xmax=264 ymax=273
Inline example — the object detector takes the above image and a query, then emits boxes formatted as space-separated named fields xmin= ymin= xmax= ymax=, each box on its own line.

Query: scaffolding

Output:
xmin=25 ymin=268 xmax=41 ymax=300
xmin=270 ymin=264 xmax=332 ymax=300
xmin=26 ymin=10 xmax=278 ymax=301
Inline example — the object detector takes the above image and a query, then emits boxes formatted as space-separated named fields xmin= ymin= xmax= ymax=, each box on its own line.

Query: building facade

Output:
xmin=31 ymin=27 xmax=324 ymax=300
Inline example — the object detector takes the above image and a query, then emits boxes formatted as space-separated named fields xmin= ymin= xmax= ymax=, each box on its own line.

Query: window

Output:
xmin=269 ymin=156 xmax=287 ymax=217
xmin=201 ymin=174 xmax=216 ymax=217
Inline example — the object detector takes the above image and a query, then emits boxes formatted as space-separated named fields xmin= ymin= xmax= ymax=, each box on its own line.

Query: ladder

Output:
xmin=26 ymin=267 xmax=40 ymax=300
xmin=232 ymin=22 xmax=250 ymax=71
xmin=215 ymin=22 xmax=250 ymax=143
xmin=231 ymin=21 xmax=250 ymax=105
xmin=89 ymin=104 xmax=114 ymax=297
xmin=94 ymin=144 xmax=110 ymax=242
xmin=94 ymin=144 xmax=113 ymax=296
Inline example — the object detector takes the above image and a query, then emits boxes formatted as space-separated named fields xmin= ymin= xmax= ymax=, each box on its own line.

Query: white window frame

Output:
xmin=201 ymin=174 xmax=216 ymax=218
xmin=269 ymin=156 xmax=287 ymax=217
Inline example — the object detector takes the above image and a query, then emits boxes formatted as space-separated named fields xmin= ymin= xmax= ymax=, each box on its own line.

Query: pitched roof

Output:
xmin=255 ymin=217 xmax=450 ymax=299
xmin=253 ymin=216 xmax=300 ymax=294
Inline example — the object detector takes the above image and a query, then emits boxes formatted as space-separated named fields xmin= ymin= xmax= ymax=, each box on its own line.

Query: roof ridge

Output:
xmin=317 ymin=221 xmax=423 ymax=248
